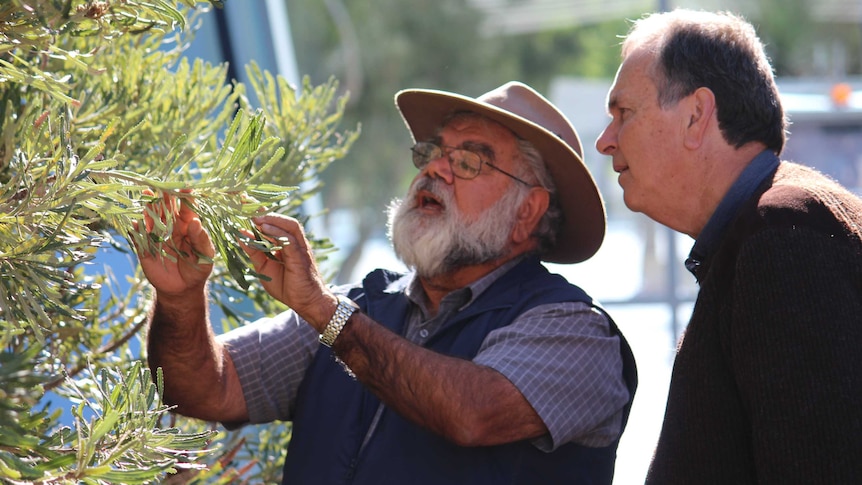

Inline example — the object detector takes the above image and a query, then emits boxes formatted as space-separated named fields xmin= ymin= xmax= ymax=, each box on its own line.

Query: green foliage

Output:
xmin=0 ymin=0 xmax=356 ymax=482
xmin=1 ymin=353 xmax=211 ymax=483
xmin=168 ymin=423 xmax=292 ymax=484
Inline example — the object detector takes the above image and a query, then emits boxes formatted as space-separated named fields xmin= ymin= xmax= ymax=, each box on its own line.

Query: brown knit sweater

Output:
xmin=646 ymin=162 xmax=862 ymax=484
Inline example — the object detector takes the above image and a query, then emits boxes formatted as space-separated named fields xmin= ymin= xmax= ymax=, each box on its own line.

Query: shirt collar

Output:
xmin=403 ymin=255 xmax=527 ymax=313
xmin=685 ymin=150 xmax=779 ymax=277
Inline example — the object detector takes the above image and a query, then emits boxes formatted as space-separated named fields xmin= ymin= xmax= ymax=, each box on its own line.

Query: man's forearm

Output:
xmin=147 ymin=290 xmax=248 ymax=423
xmin=333 ymin=312 xmax=547 ymax=447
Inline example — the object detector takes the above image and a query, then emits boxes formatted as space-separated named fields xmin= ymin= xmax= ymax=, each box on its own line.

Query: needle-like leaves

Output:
xmin=0 ymin=1 xmax=356 ymax=483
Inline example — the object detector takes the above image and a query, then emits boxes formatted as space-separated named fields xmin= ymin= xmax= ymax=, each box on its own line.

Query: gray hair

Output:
xmin=514 ymin=138 xmax=560 ymax=255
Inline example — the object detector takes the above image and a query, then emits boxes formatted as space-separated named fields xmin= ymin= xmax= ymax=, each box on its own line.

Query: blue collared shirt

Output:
xmin=685 ymin=150 xmax=780 ymax=279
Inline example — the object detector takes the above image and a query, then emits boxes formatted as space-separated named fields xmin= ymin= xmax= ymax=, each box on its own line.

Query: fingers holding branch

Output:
xmin=135 ymin=188 xmax=216 ymax=296
xmin=240 ymin=214 xmax=331 ymax=318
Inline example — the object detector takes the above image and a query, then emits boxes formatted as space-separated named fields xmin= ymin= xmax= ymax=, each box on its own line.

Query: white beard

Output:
xmin=386 ymin=177 xmax=526 ymax=279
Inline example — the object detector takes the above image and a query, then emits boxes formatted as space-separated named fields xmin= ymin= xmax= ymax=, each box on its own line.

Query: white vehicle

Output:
xmin=780 ymin=78 xmax=862 ymax=194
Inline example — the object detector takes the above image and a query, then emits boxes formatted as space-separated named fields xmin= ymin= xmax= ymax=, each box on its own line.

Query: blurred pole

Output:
xmin=264 ymin=2 xmax=327 ymax=239
xmin=213 ymin=8 xmax=238 ymax=87
xmin=657 ymin=0 xmax=681 ymax=343
xmin=265 ymin=0 xmax=300 ymax=86
xmin=667 ymin=227 xmax=681 ymax=343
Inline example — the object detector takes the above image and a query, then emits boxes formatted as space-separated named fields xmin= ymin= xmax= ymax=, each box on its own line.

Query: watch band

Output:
xmin=319 ymin=295 xmax=358 ymax=347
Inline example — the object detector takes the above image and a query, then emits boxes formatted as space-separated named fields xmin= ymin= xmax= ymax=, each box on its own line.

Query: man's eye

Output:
xmin=419 ymin=145 xmax=439 ymax=158
xmin=455 ymin=158 xmax=478 ymax=175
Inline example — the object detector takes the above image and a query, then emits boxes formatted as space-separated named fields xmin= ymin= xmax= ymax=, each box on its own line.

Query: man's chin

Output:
xmin=408 ymin=209 xmax=445 ymax=226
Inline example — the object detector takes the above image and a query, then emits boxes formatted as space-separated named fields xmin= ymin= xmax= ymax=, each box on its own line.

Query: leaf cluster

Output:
xmin=0 ymin=0 xmax=357 ymax=482
xmin=1 ymin=357 xmax=215 ymax=484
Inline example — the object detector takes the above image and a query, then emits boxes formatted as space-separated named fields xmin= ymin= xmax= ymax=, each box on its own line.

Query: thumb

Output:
xmin=187 ymin=217 xmax=215 ymax=261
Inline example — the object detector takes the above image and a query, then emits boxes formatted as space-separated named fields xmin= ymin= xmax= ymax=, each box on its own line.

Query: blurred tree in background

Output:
xmin=0 ymin=0 xmax=355 ymax=483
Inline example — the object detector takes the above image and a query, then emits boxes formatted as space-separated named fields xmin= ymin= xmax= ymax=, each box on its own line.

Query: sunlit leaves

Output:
xmin=0 ymin=361 xmax=215 ymax=484
xmin=0 ymin=0 xmax=357 ymax=483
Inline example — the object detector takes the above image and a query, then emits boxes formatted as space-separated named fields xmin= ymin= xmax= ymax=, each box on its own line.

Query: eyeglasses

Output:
xmin=410 ymin=141 xmax=533 ymax=187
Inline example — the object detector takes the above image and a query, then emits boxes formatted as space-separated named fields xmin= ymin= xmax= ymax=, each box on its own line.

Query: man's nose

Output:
xmin=595 ymin=124 xmax=617 ymax=156
xmin=423 ymin=154 xmax=456 ymax=184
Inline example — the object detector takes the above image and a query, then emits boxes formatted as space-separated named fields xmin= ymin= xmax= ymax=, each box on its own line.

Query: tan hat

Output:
xmin=395 ymin=81 xmax=606 ymax=264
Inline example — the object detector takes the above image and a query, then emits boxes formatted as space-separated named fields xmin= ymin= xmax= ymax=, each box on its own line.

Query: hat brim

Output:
xmin=395 ymin=88 xmax=605 ymax=264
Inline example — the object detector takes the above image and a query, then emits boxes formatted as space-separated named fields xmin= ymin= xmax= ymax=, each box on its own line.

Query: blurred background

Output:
xmin=179 ymin=1 xmax=862 ymax=482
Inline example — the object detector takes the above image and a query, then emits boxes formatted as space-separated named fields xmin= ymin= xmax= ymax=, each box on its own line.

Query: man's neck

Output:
xmin=663 ymin=142 xmax=769 ymax=238
xmin=417 ymin=257 xmax=514 ymax=316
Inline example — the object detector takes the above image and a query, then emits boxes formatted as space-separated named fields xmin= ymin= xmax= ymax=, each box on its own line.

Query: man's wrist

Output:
xmin=319 ymin=295 xmax=359 ymax=347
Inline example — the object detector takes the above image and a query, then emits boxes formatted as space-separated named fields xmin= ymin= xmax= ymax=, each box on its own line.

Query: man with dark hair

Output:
xmin=141 ymin=81 xmax=636 ymax=484
xmin=597 ymin=9 xmax=862 ymax=484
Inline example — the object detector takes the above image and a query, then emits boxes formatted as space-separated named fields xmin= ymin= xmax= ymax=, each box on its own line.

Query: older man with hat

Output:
xmin=141 ymin=81 xmax=637 ymax=484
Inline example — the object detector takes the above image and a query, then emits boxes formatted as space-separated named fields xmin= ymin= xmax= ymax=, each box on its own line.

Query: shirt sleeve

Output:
xmin=218 ymin=310 xmax=320 ymax=425
xmin=473 ymin=301 xmax=630 ymax=451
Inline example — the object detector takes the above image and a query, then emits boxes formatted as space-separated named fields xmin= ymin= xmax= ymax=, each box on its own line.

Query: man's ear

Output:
xmin=512 ymin=187 xmax=550 ymax=244
xmin=683 ymin=87 xmax=717 ymax=150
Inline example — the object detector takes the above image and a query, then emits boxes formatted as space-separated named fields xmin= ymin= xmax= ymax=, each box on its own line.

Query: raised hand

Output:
xmin=241 ymin=213 xmax=335 ymax=331
xmin=137 ymin=190 xmax=216 ymax=297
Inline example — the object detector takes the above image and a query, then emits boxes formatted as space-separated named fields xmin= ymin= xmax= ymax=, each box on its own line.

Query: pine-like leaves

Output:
xmin=0 ymin=1 xmax=357 ymax=482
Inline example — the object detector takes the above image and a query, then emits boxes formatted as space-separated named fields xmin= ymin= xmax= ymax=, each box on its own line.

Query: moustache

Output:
xmin=407 ymin=177 xmax=452 ymax=209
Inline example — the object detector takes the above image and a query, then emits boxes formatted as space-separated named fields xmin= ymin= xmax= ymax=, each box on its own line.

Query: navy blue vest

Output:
xmin=283 ymin=258 xmax=637 ymax=484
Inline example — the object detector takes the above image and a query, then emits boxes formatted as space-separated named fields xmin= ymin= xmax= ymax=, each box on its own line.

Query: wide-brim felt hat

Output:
xmin=395 ymin=81 xmax=606 ymax=264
